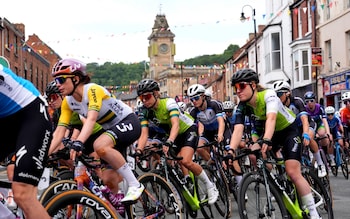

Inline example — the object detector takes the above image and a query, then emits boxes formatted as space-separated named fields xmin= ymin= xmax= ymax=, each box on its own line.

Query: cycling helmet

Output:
xmin=177 ymin=102 xmax=187 ymax=112
xmin=45 ymin=81 xmax=60 ymax=97
xmin=187 ymin=84 xmax=206 ymax=97
xmin=137 ymin=79 xmax=159 ymax=96
xmin=204 ymin=89 xmax=212 ymax=98
xmin=231 ymin=68 xmax=259 ymax=85
xmin=223 ymin=101 xmax=235 ymax=111
xmin=52 ymin=58 xmax=87 ymax=77
xmin=341 ymin=91 xmax=350 ymax=101
xmin=136 ymin=98 xmax=143 ymax=109
xmin=325 ymin=106 xmax=335 ymax=114
xmin=272 ymin=80 xmax=290 ymax=92
xmin=304 ymin=91 xmax=316 ymax=100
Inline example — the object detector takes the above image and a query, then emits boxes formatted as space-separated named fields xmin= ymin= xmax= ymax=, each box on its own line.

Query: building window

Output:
xmin=307 ymin=1 xmax=312 ymax=33
xmin=325 ymin=40 xmax=332 ymax=72
xmin=293 ymin=51 xmax=300 ymax=82
xmin=271 ymin=32 xmax=281 ymax=70
xmin=293 ymin=49 xmax=310 ymax=83
xmin=347 ymin=0 xmax=350 ymax=9
xmin=302 ymin=50 xmax=310 ymax=80
xmin=14 ymin=35 xmax=18 ymax=55
xmin=326 ymin=0 xmax=331 ymax=19
xmin=5 ymin=28 xmax=9 ymax=49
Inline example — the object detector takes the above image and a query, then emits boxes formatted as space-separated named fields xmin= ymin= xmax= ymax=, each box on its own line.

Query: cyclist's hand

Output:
xmin=216 ymin=135 xmax=224 ymax=143
xmin=162 ymin=139 xmax=173 ymax=155
xmin=302 ymin=133 xmax=310 ymax=147
xmin=69 ymin=140 xmax=84 ymax=160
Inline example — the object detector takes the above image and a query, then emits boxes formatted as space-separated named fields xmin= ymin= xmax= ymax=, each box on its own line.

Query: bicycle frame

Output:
xmin=160 ymin=156 xmax=202 ymax=211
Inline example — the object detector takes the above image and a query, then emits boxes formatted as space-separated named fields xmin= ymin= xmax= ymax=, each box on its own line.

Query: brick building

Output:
xmin=0 ymin=17 xmax=60 ymax=93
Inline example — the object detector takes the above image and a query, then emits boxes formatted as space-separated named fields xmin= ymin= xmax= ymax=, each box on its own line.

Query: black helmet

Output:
xmin=231 ymin=69 xmax=259 ymax=85
xmin=45 ymin=81 xmax=60 ymax=97
xmin=304 ymin=91 xmax=315 ymax=100
xmin=137 ymin=79 xmax=159 ymax=96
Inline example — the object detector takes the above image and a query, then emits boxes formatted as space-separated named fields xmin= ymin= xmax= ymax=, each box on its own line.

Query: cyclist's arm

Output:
xmin=229 ymin=123 xmax=244 ymax=150
xmin=168 ymin=115 xmax=180 ymax=143
xmin=322 ymin=117 xmax=331 ymax=136
xmin=217 ymin=115 xmax=225 ymax=142
xmin=76 ymin=110 xmax=98 ymax=143
xmin=137 ymin=126 xmax=149 ymax=151
xmin=198 ymin=121 xmax=204 ymax=136
xmin=49 ymin=125 xmax=68 ymax=155
xmin=263 ymin=112 xmax=276 ymax=141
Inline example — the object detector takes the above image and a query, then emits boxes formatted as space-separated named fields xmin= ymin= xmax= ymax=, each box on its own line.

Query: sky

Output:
xmin=2 ymin=0 xmax=266 ymax=64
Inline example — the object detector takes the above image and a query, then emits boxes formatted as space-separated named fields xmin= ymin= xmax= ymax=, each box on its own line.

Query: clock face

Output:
xmin=159 ymin=43 xmax=169 ymax=54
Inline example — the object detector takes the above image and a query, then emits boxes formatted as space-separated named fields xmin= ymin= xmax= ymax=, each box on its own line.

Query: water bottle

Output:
xmin=5 ymin=190 xmax=16 ymax=211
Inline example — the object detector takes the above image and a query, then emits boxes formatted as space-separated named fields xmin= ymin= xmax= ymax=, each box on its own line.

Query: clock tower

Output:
xmin=148 ymin=14 xmax=175 ymax=80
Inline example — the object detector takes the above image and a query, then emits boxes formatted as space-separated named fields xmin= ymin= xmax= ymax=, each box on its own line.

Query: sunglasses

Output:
xmin=327 ymin=113 xmax=334 ymax=116
xmin=139 ymin=93 xmax=153 ymax=101
xmin=305 ymin=99 xmax=315 ymax=103
xmin=54 ymin=75 xmax=75 ymax=84
xmin=276 ymin=91 xmax=287 ymax=98
xmin=344 ymin=100 xmax=350 ymax=105
xmin=190 ymin=95 xmax=201 ymax=102
xmin=47 ymin=94 xmax=60 ymax=102
xmin=233 ymin=82 xmax=252 ymax=92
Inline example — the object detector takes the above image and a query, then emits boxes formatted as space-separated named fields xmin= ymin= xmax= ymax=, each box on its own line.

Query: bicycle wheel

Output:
xmin=331 ymin=147 xmax=339 ymax=177
xmin=237 ymin=171 xmax=289 ymax=219
xmin=200 ymin=164 xmax=231 ymax=219
xmin=339 ymin=147 xmax=349 ymax=179
xmin=136 ymin=172 xmax=182 ymax=219
xmin=44 ymin=190 xmax=118 ymax=218
xmin=39 ymin=180 xmax=90 ymax=205
xmin=302 ymin=167 xmax=334 ymax=219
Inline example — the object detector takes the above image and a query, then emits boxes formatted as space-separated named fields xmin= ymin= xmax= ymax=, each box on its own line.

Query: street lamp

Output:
xmin=240 ymin=4 xmax=258 ymax=74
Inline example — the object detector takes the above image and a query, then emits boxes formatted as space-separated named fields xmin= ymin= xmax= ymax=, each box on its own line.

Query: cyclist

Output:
xmin=135 ymin=79 xmax=219 ymax=204
xmin=223 ymin=100 xmax=236 ymax=130
xmin=0 ymin=64 xmax=52 ymax=219
xmin=228 ymin=69 xmax=322 ymax=219
xmin=48 ymin=58 xmax=144 ymax=203
xmin=187 ymin=84 xmax=230 ymax=159
xmin=339 ymin=91 xmax=350 ymax=148
xmin=273 ymin=80 xmax=326 ymax=177
xmin=304 ymin=91 xmax=335 ymax=166
xmin=325 ymin=106 xmax=345 ymax=150
xmin=44 ymin=81 xmax=64 ymax=130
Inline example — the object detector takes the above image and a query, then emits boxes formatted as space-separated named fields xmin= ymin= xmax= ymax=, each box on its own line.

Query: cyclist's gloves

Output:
xmin=62 ymin=137 xmax=73 ymax=148
xmin=70 ymin=140 xmax=85 ymax=152
xmin=163 ymin=139 xmax=174 ymax=148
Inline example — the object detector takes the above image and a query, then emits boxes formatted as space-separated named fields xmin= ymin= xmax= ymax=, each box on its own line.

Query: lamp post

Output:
xmin=240 ymin=4 xmax=258 ymax=74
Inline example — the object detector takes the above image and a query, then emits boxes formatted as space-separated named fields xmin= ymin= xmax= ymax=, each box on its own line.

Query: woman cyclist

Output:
xmin=48 ymin=58 xmax=144 ymax=203
xmin=135 ymin=79 xmax=219 ymax=204
xmin=325 ymin=106 xmax=345 ymax=150
xmin=0 ymin=64 xmax=52 ymax=219
xmin=273 ymin=80 xmax=326 ymax=177
xmin=228 ymin=69 xmax=321 ymax=219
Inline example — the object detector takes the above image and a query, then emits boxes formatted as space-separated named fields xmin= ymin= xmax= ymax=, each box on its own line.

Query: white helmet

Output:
xmin=341 ymin=92 xmax=350 ymax=101
xmin=223 ymin=101 xmax=235 ymax=111
xmin=177 ymin=102 xmax=187 ymax=112
xmin=325 ymin=106 xmax=335 ymax=114
xmin=204 ymin=89 xmax=212 ymax=97
xmin=272 ymin=80 xmax=291 ymax=92
xmin=136 ymin=99 xmax=143 ymax=109
xmin=187 ymin=84 xmax=205 ymax=97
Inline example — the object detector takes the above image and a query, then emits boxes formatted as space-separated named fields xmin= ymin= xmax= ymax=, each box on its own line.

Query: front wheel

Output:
xmin=340 ymin=147 xmax=349 ymax=179
xmin=237 ymin=171 xmax=289 ymax=219
xmin=136 ymin=172 xmax=182 ymax=219
xmin=44 ymin=190 xmax=118 ymax=218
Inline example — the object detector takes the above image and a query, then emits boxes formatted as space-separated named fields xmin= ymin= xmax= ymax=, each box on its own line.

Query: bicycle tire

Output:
xmin=39 ymin=179 xmax=89 ymax=205
xmin=331 ymin=146 xmax=340 ymax=177
xmin=301 ymin=166 xmax=334 ymax=219
xmin=151 ymin=169 xmax=190 ymax=219
xmin=44 ymin=189 xmax=118 ymax=218
xmin=136 ymin=172 xmax=182 ymax=219
xmin=339 ymin=147 xmax=349 ymax=179
xmin=201 ymin=164 xmax=231 ymax=219
xmin=237 ymin=171 xmax=289 ymax=219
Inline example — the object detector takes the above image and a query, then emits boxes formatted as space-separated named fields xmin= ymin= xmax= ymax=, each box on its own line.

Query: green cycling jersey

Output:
xmin=139 ymin=98 xmax=194 ymax=134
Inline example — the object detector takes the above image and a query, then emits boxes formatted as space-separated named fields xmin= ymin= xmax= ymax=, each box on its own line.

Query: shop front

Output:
xmin=323 ymin=70 xmax=350 ymax=111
